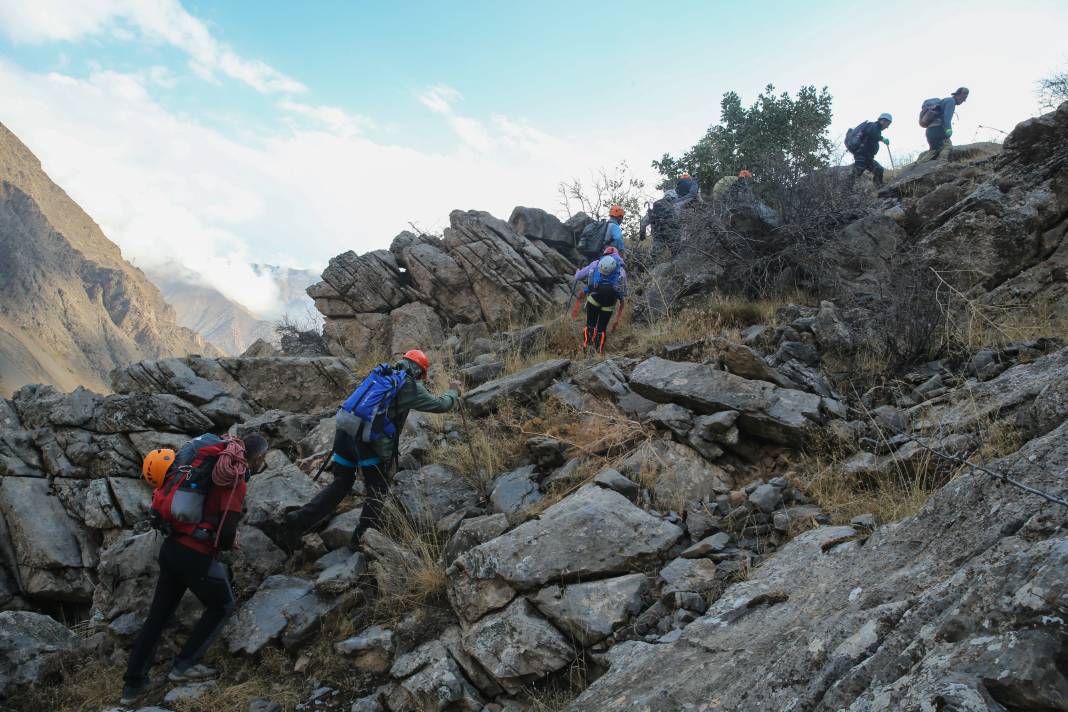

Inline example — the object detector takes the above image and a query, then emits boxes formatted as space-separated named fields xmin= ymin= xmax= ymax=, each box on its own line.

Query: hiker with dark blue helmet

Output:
xmin=574 ymin=254 xmax=628 ymax=354
xmin=846 ymin=113 xmax=893 ymax=187
xmin=282 ymin=350 xmax=458 ymax=550
xmin=919 ymin=87 xmax=969 ymax=161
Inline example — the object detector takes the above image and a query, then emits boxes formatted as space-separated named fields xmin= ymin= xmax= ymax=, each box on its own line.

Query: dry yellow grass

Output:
xmin=367 ymin=499 xmax=451 ymax=623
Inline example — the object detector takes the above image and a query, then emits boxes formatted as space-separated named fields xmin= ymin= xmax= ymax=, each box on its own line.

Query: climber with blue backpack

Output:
xmin=845 ymin=113 xmax=893 ymax=187
xmin=282 ymin=349 xmax=459 ymax=550
xmin=574 ymin=252 xmax=628 ymax=354
xmin=121 ymin=433 xmax=269 ymax=707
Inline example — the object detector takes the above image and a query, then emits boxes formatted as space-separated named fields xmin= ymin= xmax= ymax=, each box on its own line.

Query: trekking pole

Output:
xmin=564 ymin=281 xmax=578 ymax=312
xmin=311 ymin=448 xmax=334 ymax=483
xmin=457 ymin=399 xmax=481 ymax=481
xmin=886 ymin=146 xmax=896 ymax=171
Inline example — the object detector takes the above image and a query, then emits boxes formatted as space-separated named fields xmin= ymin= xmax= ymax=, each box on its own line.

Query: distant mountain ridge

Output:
xmin=0 ymin=121 xmax=216 ymax=397
xmin=146 ymin=263 xmax=320 ymax=355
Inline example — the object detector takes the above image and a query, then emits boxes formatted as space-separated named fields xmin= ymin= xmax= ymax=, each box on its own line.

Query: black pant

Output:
xmin=124 ymin=537 xmax=235 ymax=687
xmin=584 ymin=301 xmax=616 ymax=353
xmin=852 ymin=155 xmax=884 ymax=186
xmin=292 ymin=460 xmax=391 ymax=545
xmin=926 ymin=125 xmax=947 ymax=152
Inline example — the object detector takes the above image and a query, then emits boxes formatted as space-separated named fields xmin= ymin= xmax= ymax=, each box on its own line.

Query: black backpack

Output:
xmin=577 ymin=219 xmax=611 ymax=259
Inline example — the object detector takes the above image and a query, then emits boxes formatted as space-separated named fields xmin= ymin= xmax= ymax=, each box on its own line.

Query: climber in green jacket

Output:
xmin=282 ymin=349 xmax=459 ymax=550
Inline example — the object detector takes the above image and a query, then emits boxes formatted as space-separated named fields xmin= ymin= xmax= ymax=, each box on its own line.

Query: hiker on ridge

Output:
xmin=574 ymin=254 xmax=627 ymax=354
xmin=919 ymin=87 xmax=969 ymax=161
xmin=846 ymin=113 xmax=893 ymax=187
xmin=282 ymin=350 xmax=459 ymax=550
xmin=675 ymin=172 xmax=695 ymax=199
xmin=606 ymin=204 xmax=626 ymax=253
xmin=121 ymin=433 xmax=269 ymax=706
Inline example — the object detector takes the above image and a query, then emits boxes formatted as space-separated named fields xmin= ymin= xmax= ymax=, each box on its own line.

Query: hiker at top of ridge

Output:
xmin=576 ymin=204 xmax=626 ymax=262
xmin=919 ymin=87 xmax=969 ymax=161
xmin=121 ymin=433 xmax=269 ymax=707
xmin=606 ymin=204 xmax=626 ymax=252
xmin=282 ymin=350 xmax=459 ymax=551
xmin=846 ymin=112 xmax=893 ymax=187
xmin=675 ymin=172 xmax=701 ymax=207
xmin=639 ymin=190 xmax=682 ymax=252
xmin=574 ymin=254 xmax=627 ymax=355
xmin=675 ymin=172 xmax=695 ymax=198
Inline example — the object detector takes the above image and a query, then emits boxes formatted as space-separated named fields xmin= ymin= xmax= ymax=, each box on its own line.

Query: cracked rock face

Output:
xmin=566 ymin=420 xmax=1068 ymax=711
xmin=312 ymin=210 xmax=573 ymax=360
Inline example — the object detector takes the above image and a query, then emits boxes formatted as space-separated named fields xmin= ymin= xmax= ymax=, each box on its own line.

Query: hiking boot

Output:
xmin=120 ymin=677 xmax=163 ymax=706
xmin=168 ymin=663 xmax=218 ymax=682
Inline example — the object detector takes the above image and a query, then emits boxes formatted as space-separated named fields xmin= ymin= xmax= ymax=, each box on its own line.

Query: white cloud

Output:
xmin=0 ymin=60 xmax=669 ymax=318
xmin=277 ymin=100 xmax=376 ymax=138
xmin=418 ymin=84 xmax=462 ymax=114
xmin=0 ymin=0 xmax=305 ymax=94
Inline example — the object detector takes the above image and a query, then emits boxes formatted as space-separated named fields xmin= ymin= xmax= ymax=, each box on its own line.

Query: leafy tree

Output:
xmin=1037 ymin=65 xmax=1068 ymax=109
xmin=652 ymin=84 xmax=834 ymax=204
xmin=558 ymin=161 xmax=649 ymax=240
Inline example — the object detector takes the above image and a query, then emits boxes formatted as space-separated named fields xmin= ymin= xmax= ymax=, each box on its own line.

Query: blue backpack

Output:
xmin=590 ymin=265 xmax=622 ymax=302
xmin=340 ymin=364 xmax=408 ymax=443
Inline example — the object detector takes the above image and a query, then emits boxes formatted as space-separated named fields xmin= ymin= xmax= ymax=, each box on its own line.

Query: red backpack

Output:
xmin=150 ymin=434 xmax=228 ymax=538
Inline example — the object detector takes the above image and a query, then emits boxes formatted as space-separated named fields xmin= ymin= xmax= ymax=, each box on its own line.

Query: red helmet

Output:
xmin=603 ymin=246 xmax=619 ymax=256
xmin=608 ymin=204 xmax=625 ymax=218
xmin=403 ymin=349 xmax=430 ymax=378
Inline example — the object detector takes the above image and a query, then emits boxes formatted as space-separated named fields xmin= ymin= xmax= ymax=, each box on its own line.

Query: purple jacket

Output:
xmin=574 ymin=256 xmax=628 ymax=295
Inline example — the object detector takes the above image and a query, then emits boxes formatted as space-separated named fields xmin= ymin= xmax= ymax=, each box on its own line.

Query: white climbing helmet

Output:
xmin=598 ymin=256 xmax=618 ymax=276
xmin=878 ymin=112 xmax=893 ymax=123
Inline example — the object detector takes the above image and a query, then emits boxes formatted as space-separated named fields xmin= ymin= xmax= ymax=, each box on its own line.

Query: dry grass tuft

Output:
xmin=368 ymin=499 xmax=451 ymax=623
xmin=427 ymin=398 xmax=529 ymax=496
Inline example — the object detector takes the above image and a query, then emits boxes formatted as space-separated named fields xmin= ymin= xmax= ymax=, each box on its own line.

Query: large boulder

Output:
xmin=224 ymin=575 xmax=341 ymax=654
xmin=92 ymin=530 xmax=163 ymax=621
xmin=464 ymin=358 xmax=571 ymax=416
xmin=244 ymin=462 xmax=321 ymax=531
xmin=448 ymin=485 xmax=682 ymax=621
xmin=530 ymin=573 xmax=649 ymax=646
xmin=393 ymin=464 xmax=480 ymax=526
xmin=0 ymin=611 xmax=81 ymax=698
xmin=629 ymin=357 xmax=839 ymax=446
xmin=0 ymin=477 xmax=98 ymax=601
xmin=618 ymin=440 xmax=732 ymax=506
xmin=461 ymin=598 xmax=573 ymax=695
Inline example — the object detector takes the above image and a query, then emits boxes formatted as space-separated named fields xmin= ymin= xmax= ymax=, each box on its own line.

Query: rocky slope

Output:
xmin=0 ymin=121 xmax=215 ymax=397
xmin=0 ymin=105 xmax=1066 ymax=712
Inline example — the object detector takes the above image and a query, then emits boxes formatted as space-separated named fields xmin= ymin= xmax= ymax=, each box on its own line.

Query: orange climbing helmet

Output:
xmin=680 ymin=172 xmax=691 ymax=179
xmin=608 ymin=204 xmax=625 ymax=218
xmin=142 ymin=448 xmax=175 ymax=489
xmin=403 ymin=349 xmax=430 ymax=378
xmin=738 ymin=169 xmax=753 ymax=178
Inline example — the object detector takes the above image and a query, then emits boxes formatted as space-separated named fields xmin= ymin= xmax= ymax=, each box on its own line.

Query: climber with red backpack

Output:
xmin=281 ymin=349 xmax=459 ymax=551
xmin=918 ymin=87 xmax=969 ymax=161
xmin=121 ymin=433 xmax=269 ymax=707
xmin=574 ymin=253 xmax=628 ymax=354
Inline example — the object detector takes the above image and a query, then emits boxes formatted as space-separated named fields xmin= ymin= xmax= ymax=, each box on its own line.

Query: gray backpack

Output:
xmin=919 ymin=98 xmax=943 ymax=128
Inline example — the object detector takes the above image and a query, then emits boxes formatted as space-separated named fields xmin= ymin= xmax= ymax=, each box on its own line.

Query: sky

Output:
xmin=1 ymin=0 xmax=1065 ymax=318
